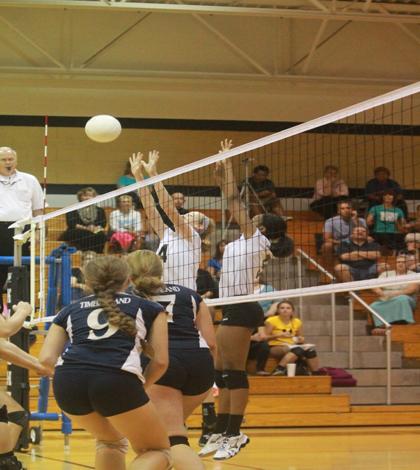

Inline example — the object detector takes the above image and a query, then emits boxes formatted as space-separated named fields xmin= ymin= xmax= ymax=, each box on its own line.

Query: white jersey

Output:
xmin=219 ymin=229 xmax=270 ymax=298
xmin=157 ymin=227 xmax=201 ymax=290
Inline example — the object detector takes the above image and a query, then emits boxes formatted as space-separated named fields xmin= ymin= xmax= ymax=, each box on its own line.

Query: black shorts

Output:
xmin=155 ymin=349 xmax=214 ymax=396
xmin=221 ymin=302 xmax=264 ymax=329
xmin=53 ymin=366 xmax=149 ymax=417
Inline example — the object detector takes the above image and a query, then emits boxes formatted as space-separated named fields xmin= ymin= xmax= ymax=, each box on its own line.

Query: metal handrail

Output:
xmin=296 ymin=248 xmax=393 ymax=404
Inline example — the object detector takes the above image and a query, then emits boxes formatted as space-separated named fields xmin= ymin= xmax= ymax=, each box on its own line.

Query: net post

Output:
xmin=331 ymin=292 xmax=336 ymax=353
xmin=348 ymin=296 xmax=354 ymax=369
xmin=297 ymin=254 xmax=303 ymax=319
xmin=30 ymin=222 xmax=36 ymax=317
xmin=386 ymin=328 xmax=392 ymax=405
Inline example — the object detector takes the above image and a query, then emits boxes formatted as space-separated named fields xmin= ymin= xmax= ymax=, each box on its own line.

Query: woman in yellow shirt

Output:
xmin=264 ymin=301 xmax=320 ymax=376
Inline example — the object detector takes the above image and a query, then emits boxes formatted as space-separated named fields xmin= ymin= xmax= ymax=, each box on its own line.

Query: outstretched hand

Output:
xmin=219 ymin=138 xmax=233 ymax=153
xmin=129 ymin=152 xmax=144 ymax=180
xmin=142 ymin=150 xmax=160 ymax=177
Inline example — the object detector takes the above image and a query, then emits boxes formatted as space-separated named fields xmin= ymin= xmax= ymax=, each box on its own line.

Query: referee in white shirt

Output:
xmin=0 ymin=147 xmax=44 ymax=313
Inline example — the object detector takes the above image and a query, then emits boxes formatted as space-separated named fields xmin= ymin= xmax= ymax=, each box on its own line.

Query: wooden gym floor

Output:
xmin=16 ymin=426 xmax=420 ymax=470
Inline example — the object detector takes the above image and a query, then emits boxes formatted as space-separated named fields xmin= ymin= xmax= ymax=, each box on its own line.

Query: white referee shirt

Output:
xmin=0 ymin=171 xmax=44 ymax=222
xmin=157 ymin=227 xmax=201 ymax=291
xmin=219 ymin=229 xmax=270 ymax=298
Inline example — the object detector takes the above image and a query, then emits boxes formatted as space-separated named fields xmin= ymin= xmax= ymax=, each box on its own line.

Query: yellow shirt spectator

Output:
xmin=265 ymin=316 xmax=302 ymax=347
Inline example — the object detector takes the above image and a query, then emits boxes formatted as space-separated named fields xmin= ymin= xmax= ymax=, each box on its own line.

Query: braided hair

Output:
xmin=126 ymin=250 xmax=164 ymax=299
xmin=84 ymin=255 xmax=137 ymax=337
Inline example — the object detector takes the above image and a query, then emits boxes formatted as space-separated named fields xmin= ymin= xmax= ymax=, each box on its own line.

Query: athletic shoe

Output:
xmin=199 ymin=422 xmax=217 ymax=447
xmin=213 ymin=433 xmax=250 ymax=460
xmin=198 ymin=433 xmax=224 ymax=456
xmin=0 ymin=455 xmax=26 ymax=469
xmin=255 ymin=370 xmax=270 ymax=376
xmin=271 ymin=366 xmax=287 ymax=376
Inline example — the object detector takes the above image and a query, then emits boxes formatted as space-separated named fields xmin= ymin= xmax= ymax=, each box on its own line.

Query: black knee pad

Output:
xmin=291 ymin=347 xmax=305 ymax=359
xmin=304 ymin=348 xmax=317 ymax=359
xmin=214 ymin=369 xmax=226 ymax=389
xmin=8 ymin=410 xmax=28 ymax=428
xmin=0 ymin=405 xmax=8 ymax=423
xmin=223 ymin=370 xmax=249 ymax=390
xmin=169 ymin=435 xmax=189 ymax=447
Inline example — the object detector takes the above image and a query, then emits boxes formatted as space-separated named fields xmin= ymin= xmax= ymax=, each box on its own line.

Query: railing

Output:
xmin=296 ymin=248 xmax=393 ymax=405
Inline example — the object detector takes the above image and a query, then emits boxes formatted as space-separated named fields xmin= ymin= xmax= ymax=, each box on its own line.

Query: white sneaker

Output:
xmin=198 ymin=433 xmax=224 ymax=456
xmin=213 ymin=433 xmax=250 ymax=460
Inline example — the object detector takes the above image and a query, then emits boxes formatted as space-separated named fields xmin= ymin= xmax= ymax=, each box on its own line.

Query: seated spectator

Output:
xmin=401 ymin=233 xmax=420 ymax=272
xmin=108 ymin=194 xmax=143 ymax=254
xmin=365 ymin=166 xmax=408 ymax=218
xmin=252 ymin=214 xmax=294 ymax=258
xmin=59 ymin=187 xmax=107 ymax=253
xmin=248 ymin=327 xmax=271 ymax=376
xmin=264 ymin=300 xmax=320 ymax=376
xmin=334 ymin=226 xmax=381 ymax=282
xmin=243 ymin=164 xmax=285 ymax=218
xmin=310 ymin=165 xmax=349 ymax=220
xmin=254 ymin=274 xmax=276 ymax=315
xmin=366 ymin=190 xmax=406 ymax=253
xmin=116 ymin=161 xmax=141 ymax=209
xmin=207 ymin=240 xmax=226 ymax=281
xmin=322 ymin=200 xmax=366 ymax=257
xmin=70 ymin=250 xmax=97 ymax=301
xmin=404 ymin=204 xmax=420 ymax=233
xmin=370 ymin=255 xmax=418 ymax=334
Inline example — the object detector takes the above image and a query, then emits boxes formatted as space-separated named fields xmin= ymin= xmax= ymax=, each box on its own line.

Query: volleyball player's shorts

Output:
xmin=53 ymin=366 xmax=149 ymax=417
xmin=221 ymin=301 xmax=265 ymax=329
xmin=155 ymin=348 xmax=214 ymax=395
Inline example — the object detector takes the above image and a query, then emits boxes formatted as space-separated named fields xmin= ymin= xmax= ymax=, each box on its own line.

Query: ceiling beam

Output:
xmin=0 ymin=0 xmax=419 ymax=24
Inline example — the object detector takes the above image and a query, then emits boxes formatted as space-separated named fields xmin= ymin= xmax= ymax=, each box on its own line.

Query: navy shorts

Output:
xmin=53 ymin=366 xmax=149 ymax=417
xmin=221 ymin=302 xmax=264 ymax=329
xmin=155 ymin=349 xmax=214 ymax=396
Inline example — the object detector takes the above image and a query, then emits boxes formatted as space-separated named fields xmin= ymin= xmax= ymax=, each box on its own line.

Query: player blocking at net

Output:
xmin=129 ymin=150 xmax=206 ymax=291
xmin=199 ymin=139 xmax=286 ymax=461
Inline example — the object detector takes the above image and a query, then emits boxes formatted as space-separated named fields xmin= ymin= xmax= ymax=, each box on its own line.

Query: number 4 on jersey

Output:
xmin=158 ymin=244 xmax=168 ymax=263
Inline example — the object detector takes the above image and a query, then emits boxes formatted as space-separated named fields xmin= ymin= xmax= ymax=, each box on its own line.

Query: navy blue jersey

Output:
xmin=53 ymin=292 xmax=164 ymax=381
xmin=151 ymin=284 xmax=208 ymax=350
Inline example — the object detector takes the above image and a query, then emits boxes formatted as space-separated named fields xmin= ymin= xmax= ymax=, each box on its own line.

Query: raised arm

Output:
xmin=0 ymin=302 xmax=32 ymax=338
xmin=142 ymin=151 xmax=193 ymax=243
xmin=215 ymin=139 xmax=254 ymax=239
xmin=130 ymin=152 xmax=165 ymax=239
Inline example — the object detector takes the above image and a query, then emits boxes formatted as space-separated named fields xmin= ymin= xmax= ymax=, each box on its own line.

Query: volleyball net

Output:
xmin=15 ymin=81 xmax=420 ymax=323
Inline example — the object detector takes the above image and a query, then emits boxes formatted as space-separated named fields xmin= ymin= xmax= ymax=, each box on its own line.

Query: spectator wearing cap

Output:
xmin=310 ymin=165 xmax=349 ymax=220
xmin=334 ymin=226 xmax=381 ymax=282
xmin=365 ymin=166 xmax=408 ymax=218
xmin=366 ymin=190 xmax=406 ymax=253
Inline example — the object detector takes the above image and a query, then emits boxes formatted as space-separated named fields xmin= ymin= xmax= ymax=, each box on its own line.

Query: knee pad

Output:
xmin=169 ymin=435 xmax=189 ymax=447
xmin=223 ymin=370 xmax=249 ymax=390
xmin=8 ymin=410 xmax=28 ymax=428
xmin=0 ymin=405 xmax=8 ymax=423
xmin=291 ymin=347 xmax=305 ymax=359
xmin=304 ymin=348 xmax=317 ymax=359
xmin=96 ymin=437 xmax=129 ymax=455
xmin=214 ymin=369 xmax=226 ymax=389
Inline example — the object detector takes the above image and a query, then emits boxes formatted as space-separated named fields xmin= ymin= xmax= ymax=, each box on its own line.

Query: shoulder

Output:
xmin=17 ymin=171 xmax=41 ymax=187
xmin=293 ymin=317 xmax=303 ymax=327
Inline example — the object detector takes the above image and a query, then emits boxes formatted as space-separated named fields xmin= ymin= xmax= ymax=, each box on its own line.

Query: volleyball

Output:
xmin=85 ymin=115 xmax=122 ymax=143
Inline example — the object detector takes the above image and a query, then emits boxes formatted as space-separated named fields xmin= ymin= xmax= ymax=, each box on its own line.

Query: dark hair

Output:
xmin=84 ymin=256 xmax=136 ymax=337
xmin=276 ymin=300 xmax=295 ymax=314
xmin=374 ymin=166 xmax=390 ymax=176
xmin=324 ymin=165 xmax=338 ymax=173
xmin=214 ymin=239 xmax=227 ymax=260
xmin=262 ymin=214 xmax=286 ymax=240
xmin=253 ymin=165 xmax=269 ymax=174
xmin=123 ymin=161 xmax=133 ymax=176
xmin=381 ymin=190 xmax=395 ymax=203
xmin=116 ymin=194 xmax=133 ymax=207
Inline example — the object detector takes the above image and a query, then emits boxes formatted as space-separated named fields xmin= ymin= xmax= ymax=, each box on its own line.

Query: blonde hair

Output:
xmin=126 ymin=250 xmax=164 ymax=299
xmin=84 ymin=256 xmax=137 ymax=337
xmin=184 ymin=211 xmax=214 ymax=238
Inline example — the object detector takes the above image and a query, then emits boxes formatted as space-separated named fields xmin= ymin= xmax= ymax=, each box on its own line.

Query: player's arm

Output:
xmin=143 ymin=311 xmax=169 ymax=389
xmin=0 ymin=302 xmax=32 ymax=338
xmin=142 ymin=151 xmax=193 ymax=243
xmin=130 ymin=152 xmax=165 ymax=238
xmin=195 ymin=302 xmax=216 ymax=355
xmin=0 ymin=339 xmax=49 ymax=375
xmin=215 ymin=140 xmax=254 ymax=239
xmin=38 ymin=324 xmax=69 ymax=375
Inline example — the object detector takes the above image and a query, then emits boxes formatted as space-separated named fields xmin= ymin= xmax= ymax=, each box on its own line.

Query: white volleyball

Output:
xmin=85 ymin=115 xmax=122 ymax=143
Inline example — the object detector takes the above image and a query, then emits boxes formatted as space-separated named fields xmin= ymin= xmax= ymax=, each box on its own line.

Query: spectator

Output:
xmin=252 ymin=214 xmax=294 ymax=258
xmin=207 ymin=240 xmax=226 ymax=281
xmin=70 ymin=251 xmax=97 ymax=301
xmin=116 ymin=161 xmax=141 ymax=209
xmin=404 ymin=204 xmax=420 ymax=233
xmin=365 ymin=166 xmax=408 ymax=218
xmin=264 ymin=301 xmax=320 ymax=376
xmin=108 ymin=194 xmax=143 ymax=254
xmin=334 ymin=226 xmax=381 ymax=282
xmin=322 ymin=200 xmax=366 ymax=257
xmin=171 ymin=192 xmax=188 ymax=215
xmin=370 ymin=255 xmax=418 ymax=334
xmin=0 ymin=146 xmax=44 ymax=313
xmin=310 ymin=165 xmax=349 ymax=220
xmin=401 ymin=233 xmax=420 ymax=272
xmin=248 ymin=328 xmax=271 ymax=376
xmin=244 ymin=165 xmax=285 ymax=218
xmin=59 ymin=187 xmax=107 ymax=254
xmin=366 ymin=190 xmax=406 ymax=253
